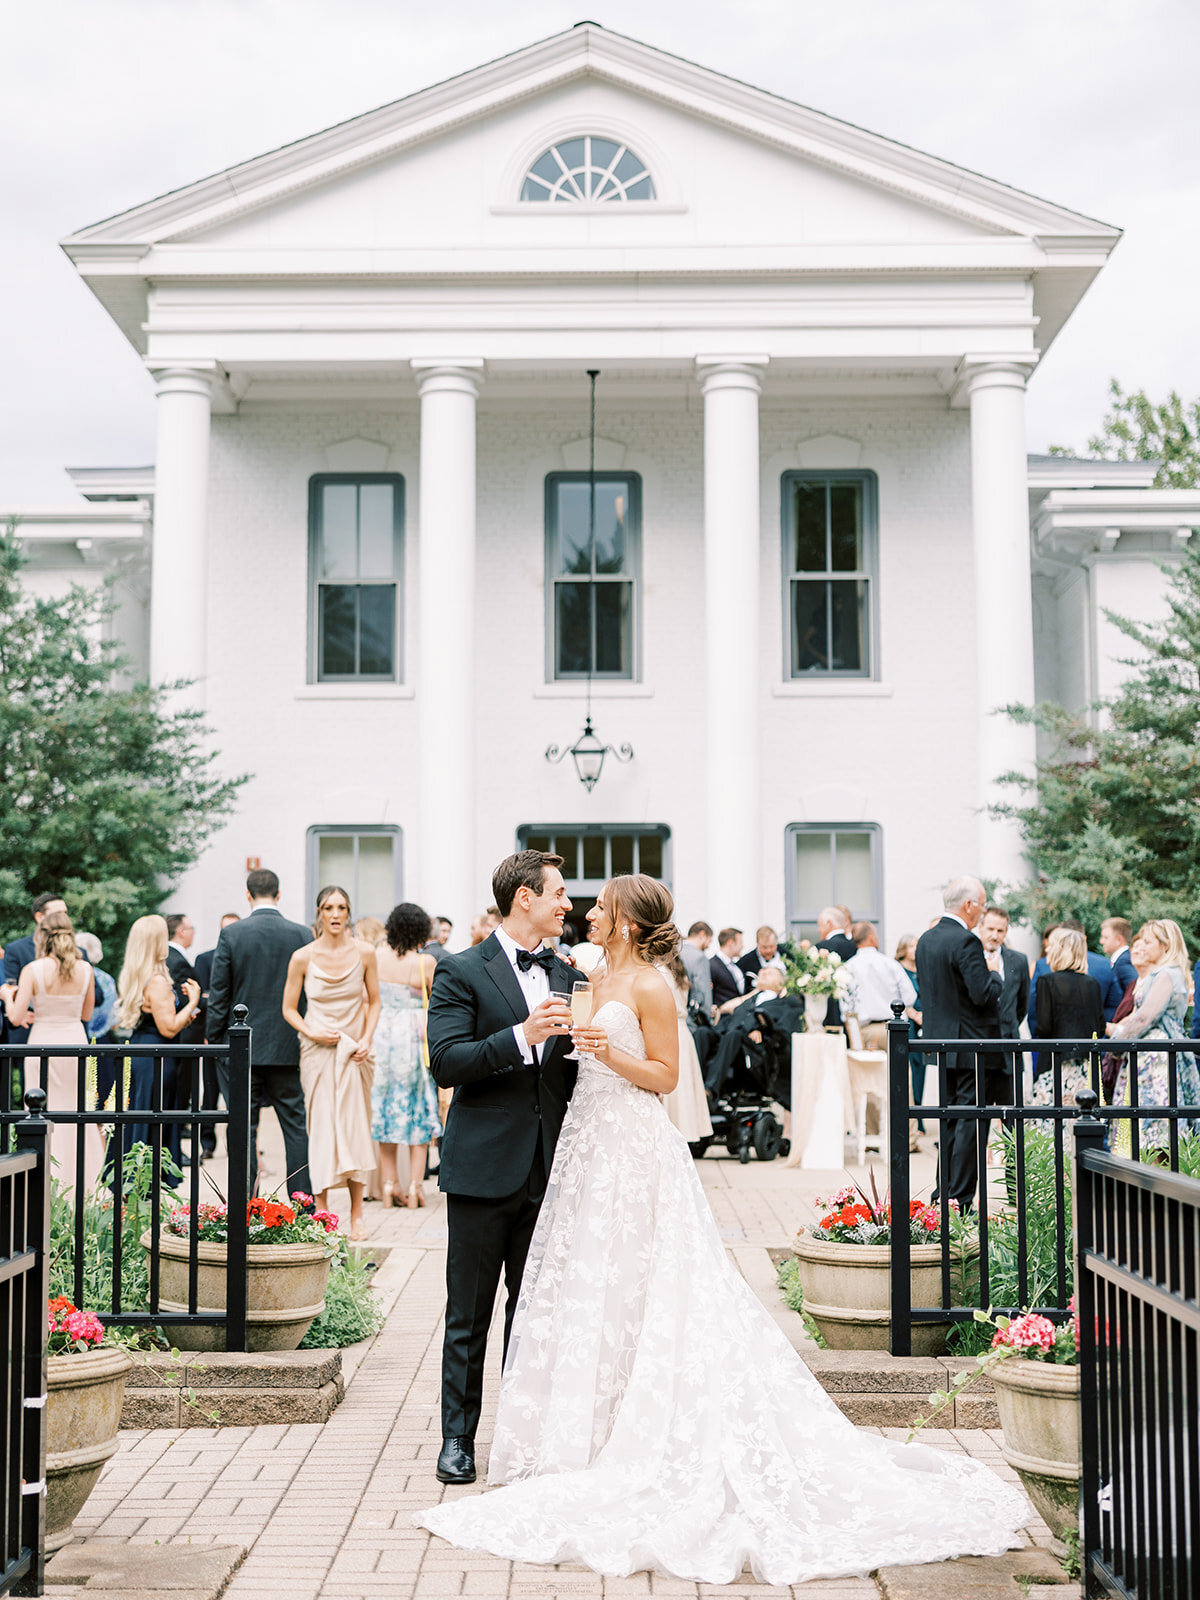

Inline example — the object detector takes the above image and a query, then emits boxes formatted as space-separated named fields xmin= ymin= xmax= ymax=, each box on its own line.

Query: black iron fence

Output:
xmin=1075 ymin=1099 xmax=1200 ymax=1600
xmin=0 ymin=1009 xmax=251 ymax=1351
xmin=886 ymin=1009 xmax=1200 ymax=1355
xmin=1 ymin=1092 xmax=49 ymax=1598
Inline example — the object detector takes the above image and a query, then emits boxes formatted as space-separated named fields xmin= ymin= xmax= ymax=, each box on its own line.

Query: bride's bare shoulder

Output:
xmin=631 ymin=966 xmax=675 ymax=1018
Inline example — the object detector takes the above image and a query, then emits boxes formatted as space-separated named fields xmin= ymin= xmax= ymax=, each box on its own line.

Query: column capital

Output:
xmin=144 ymin=359 xmax=228 ymax=405
xmin=951 ymin=354 xmax=1039 ymax=407
xmin=696 ymin=355 xmax=769 ymax=396
xmin=411 ymin=359 xmax=485 ymax=398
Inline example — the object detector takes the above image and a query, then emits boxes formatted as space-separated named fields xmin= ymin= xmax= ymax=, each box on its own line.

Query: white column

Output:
xmin=964 ymin=359 xmax=1038 ymax=891
xmin=413 ymin=360 xmax=483 ymax=937
xmin=698 ymin=357 xmax=767 ymax=935
xmin=149 ymin=364 xmax=215 ymax=696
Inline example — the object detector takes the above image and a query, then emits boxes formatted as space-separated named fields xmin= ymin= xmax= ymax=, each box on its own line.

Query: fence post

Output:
xmin=224 ymin=1006 xmax=252 ymax=1355
xmin=888 ymin=1002 xmax=912 ymax=1356
xmin=1072 ymin=1086 xmax=1105 ymax=1596
xmin=14 ymin=1088 xmax=50 ymax=1599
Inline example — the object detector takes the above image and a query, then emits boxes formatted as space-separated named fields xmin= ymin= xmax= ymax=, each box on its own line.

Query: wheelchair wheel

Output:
xmin=753 ymin=1112 xmax=782 ymax=1161
xmin=689 ymin=1135 xmax=713 ymax=1159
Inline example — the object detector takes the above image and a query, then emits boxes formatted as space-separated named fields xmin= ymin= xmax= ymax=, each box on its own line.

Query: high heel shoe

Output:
xmin=381 ymin=1181 xmax=400 ymax=1208
xmin=407 ymin=1181 xmax=426 ymax=1209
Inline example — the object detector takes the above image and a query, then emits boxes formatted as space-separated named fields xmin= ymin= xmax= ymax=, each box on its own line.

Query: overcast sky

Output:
xmin=5 ymin=0 xmax=1198 ymax=501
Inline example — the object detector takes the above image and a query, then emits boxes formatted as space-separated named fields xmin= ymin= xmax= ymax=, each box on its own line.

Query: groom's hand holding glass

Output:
xmin=521 ymin=994 xmax=572 ymax=1048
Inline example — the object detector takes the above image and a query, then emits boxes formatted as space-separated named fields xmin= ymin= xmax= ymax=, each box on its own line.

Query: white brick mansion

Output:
xmin=13 ymin=24 xmax=1200 ymax=944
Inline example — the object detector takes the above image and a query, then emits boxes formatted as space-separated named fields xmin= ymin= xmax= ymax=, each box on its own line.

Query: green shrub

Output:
xmin=300 ymin=1242 xmax=383 ymax=1348
xmin=775 ymin=1256 xmax=827 ymax=1349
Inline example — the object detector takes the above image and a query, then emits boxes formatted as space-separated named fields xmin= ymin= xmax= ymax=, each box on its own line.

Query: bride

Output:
xmin=416 ymin=874 xmax=1027 ymax=1585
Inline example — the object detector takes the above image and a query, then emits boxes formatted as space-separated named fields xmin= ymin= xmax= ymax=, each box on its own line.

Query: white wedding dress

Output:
xmin=416 ymin=1002 xmax=1027 ymax=1585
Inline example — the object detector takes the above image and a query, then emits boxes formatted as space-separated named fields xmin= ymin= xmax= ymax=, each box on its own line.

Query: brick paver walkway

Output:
xmin=65 ymin=1133 xmax=1075 ymax=1599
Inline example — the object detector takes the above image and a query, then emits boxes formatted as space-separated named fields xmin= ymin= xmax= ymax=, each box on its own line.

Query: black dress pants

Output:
xmin=938 ymin=1057 xmax=1010 ymax=1210
xmin=441 ymin=1143 xmax=546 ymax=1442
xmin=217 ymin=1060 xmax=312 ymax=1198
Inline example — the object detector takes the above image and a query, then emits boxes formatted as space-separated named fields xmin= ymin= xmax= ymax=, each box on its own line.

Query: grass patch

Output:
xmin=776 ymin=1256 xmax=827 ymax=1348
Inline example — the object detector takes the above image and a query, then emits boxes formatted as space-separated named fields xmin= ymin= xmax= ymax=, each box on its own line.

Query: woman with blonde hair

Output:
xmin=5 ymin=909 xmax=102 ymax=1192
xmin=1108 ymin=918 xmax=1200 ymax=1152
xmin=117 ymin=914 xmax=201 ymax=1174
xmin=1030 ymin=928 xmax=1105 ymax=1111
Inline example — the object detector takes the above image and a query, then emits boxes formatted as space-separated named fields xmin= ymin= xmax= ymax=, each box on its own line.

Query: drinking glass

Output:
xmin=550 ymin=987 xmax=577 ymax=1059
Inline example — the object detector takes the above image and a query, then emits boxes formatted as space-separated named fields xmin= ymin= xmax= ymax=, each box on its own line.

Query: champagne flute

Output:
xmin=550 ymin=986 xmax=577 ymax=1059
xmin=569 ymin=980 xmax=592 ymax=1059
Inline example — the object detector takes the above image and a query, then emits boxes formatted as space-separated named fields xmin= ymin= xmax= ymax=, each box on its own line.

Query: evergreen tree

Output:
xmin=0 ymin=522 xmax=246 ymax=954
xmin=1050 ymin=378 xmax=1200 ymax=489
xmin=996 ymin=540 xmax=1200 ymax=947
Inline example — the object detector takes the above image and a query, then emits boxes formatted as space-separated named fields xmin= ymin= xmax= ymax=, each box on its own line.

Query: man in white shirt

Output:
xmin=844 ymin=921 xmax=916 ymax=1050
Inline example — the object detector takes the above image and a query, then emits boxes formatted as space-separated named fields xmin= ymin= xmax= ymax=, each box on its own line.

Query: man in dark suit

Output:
xmin=427 ymin=849 xmax=578 ymax=1488
xmin=816 ymin=906 xmax=857 ymax=1027
xmin=165 ymin=913 xmax=207 ymax=1161
xmin=978 ymin=904 xmax=1030 ymax=1042
xmin=709 ymin=928 xmax=746 ymax=1009
xmin=192 ymin=913 xmax=241 ymax=1159
xmin=207 ymin=870 xmax=312 ymax=1198
xmin=915 ymin=876 xmax=1004 ymax=1210
xmin=736 ymin=925 xmax=785 ymax=986
xmin=1100 ymin=917 xmax=1137 ymax=999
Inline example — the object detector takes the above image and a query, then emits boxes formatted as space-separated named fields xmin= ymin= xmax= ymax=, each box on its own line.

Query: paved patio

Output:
xmin=57 ymin=1128 xmax=1078 ymax=1600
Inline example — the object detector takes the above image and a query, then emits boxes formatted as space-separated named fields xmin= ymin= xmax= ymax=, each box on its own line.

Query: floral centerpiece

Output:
xmin=784 ymin=941 xmax=851 ymax=1031
xmin=44 ymin=1297 xmax=133 ymax=1551
xmin=791 ymin=1173 xmax=979 ymax=1355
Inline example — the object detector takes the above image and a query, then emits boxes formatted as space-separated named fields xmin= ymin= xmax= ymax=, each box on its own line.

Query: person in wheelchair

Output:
xmin=705 ymin=968 xmax=799 ymax=1100
xmin=698 ymin=970 xmax=799 ymax=1162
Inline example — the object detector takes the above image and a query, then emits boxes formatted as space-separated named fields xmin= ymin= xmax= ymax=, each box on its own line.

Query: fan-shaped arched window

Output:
xmin=520 ymin=137 xmax=656 ymax=203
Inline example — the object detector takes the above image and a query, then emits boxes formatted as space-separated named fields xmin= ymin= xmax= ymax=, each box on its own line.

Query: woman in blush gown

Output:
xmin=283 ymin=885 xmax=381 ymax=1239
xmin=416 ymin=873 xmax=1027 ymax=1587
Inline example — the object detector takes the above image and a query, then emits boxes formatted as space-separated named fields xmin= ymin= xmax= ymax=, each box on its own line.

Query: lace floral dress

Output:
xmin=370 ymin=982 xmax=440 ymax=1146
xmin=1110 ymin=964 xmax=1200 ymax=1151
xmin=415 ymin=1001 xmax=1027 ymax=1585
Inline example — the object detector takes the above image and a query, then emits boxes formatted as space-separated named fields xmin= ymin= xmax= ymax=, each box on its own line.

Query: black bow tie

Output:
xmin=516 ymin=946 xmax=556 ymax=974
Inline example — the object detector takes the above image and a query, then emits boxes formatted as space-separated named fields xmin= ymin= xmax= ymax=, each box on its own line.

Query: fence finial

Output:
xmin=232 ymin=1003 xmax=249 ymax=1027
xmin=22 ymin=1086 xmax=47 ymax=1116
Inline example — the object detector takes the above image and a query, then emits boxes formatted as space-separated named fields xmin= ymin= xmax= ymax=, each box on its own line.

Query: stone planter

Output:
xmin=142 ymin=1231 xmax=332 ymax=1353
xmin=792 ymin=1233 xmax=979 ymax=1356
xmin=991 ymin=1356 xmax=1081 ymax=1540
xmin=804 ymin=994 xmax=828 ymax=1033
xmin=46 ymin=1345 xmax=133 ymax=1552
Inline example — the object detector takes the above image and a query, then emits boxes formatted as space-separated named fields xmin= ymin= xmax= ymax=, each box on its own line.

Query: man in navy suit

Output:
xmin=1100 ymin=917 xmax=1137 ymax=999
xmin=1028 ymin=919 xmax=1123 ymax=1030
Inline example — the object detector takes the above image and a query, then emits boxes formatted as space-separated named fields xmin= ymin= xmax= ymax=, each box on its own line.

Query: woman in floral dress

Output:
xmin=1108 ymin=918 xmax=1200 ymax=1153
xmin=372 ymin=903 xmax=442 ymax=1207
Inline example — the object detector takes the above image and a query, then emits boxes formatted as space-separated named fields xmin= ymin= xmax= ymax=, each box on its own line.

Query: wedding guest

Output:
xmin=76 ymin=933 xmax=118 ymax=1044
xmin=1028 ymin=919 xmax=1122 ymax=1028
xmin=843 ymin=922 xmax=915 ymax=1050
xmin=435 ymin=918 xmax=453 ymax=946
xmin=372 ymin=902 xmax=441 ymax=1209
xmin=659 ymin=951 xmax=713 ymax=1146
xmin=978 ymin=906 xmax=1029 ymax=1046
xmin=194 ymin=914 xmax=240 ymax=994
xmin=680 ymin=921 xmax=714 ymax=1014
xmin=2 ymin=893 xmax=100 ymax=1064
xmin=6 ymin=910 xmax=104 ymax=1193
xmin=571 ymin=917 xmax=605 ymax=974
xmin=192 ymin=913 xmax=240 ymax=1159
xmin=737 ymin=925 xmax=786 ymax=986
xmin=1031 ymin=928 xmax=1105 ymax=1108
xmin=816 ymin=906 xmax=856 ymax=1027
xmin=283 ymin=884 xmax=381 ymax=1239
xmin=208 ymin=870 xmax=313 ymax=1198
xmin=468 ymin=908 xmax=501 ymax=946
xmin=1109 ymin=919 xmax=1200 ymax=1153
xmin=709 ymin=928 xmax=745 ymax=1008
xmin=115 ymin=914 xmax=201 ymax=1178
xmin=354 ymin=916 xmax=387 ymax=947
xmin=895 ymin=933 xmax=926 ymax=1136
xmin=165 ymin=913 xmax=205 ymax=1157
xmin=1100 ymin=917 xmax=1137 ymax=997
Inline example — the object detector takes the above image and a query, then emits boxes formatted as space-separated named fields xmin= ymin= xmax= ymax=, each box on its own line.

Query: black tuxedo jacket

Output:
xmin=167 ymin=946 xmax=205 ymax=1046
xmin=710 ymin=954 xmax=744 ymax=1008
xmin=428 ymin=933 xmax=577 ymax=1199
xmin=915 ymin=916 xmax=1003 ymax=1068
xmin=207 ymin=907 xmax=311 ymax=1066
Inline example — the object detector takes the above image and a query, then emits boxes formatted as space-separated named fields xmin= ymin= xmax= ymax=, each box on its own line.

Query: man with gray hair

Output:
xmin=915 ymin=875 xmax=1004 ymax=1209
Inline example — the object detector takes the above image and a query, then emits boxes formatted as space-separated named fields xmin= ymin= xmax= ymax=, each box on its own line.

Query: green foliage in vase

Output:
xmin=299 ymin=1240 xmax=384 ymax=1348
xmin=0 ymin=521 xmax=246 ymax=952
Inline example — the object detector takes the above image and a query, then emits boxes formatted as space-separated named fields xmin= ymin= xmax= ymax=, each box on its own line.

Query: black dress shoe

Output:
xmin=435 ymin=1436 xmax=476 ymax=1484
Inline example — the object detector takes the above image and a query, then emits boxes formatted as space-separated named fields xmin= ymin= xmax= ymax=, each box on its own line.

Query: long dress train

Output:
xmin=416 ymin=1000 xmax=1027 ymax=1586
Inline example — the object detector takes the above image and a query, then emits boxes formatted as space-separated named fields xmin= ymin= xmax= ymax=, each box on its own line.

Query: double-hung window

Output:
xmin=309 ymin=474 xmax=404 ymax=682
xmin=306 ymin=825 xmax=402 ymax=920
xmin=784 ymin=823 xmax=882 ymax=945
xmin=546 ymin=472 xmax=641 ymax=680
xmin=782 ymin=471 xmax=877 ymax=678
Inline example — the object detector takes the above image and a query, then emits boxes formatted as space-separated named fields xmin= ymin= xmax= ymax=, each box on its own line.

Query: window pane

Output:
xmin=555 ymin=583 xmax=592 ymax=674
xmin=321 ymin=485 xmax=358 ymax=578
xmin=555 ymin=835 xmax=578 ymax=879
xmin=319 ymin=585 xmax=357 ymax=677
xmin=317 ymin=834 xmax=356 ymax=896
xmin=829 ymin=580 xmax=868 ymax=673
xmin=793 ymin=831 xmax=832 ymax=917
xmin=591 ymin=138 xmax=620 ymax=171
xmin=524 ymin=834 xmax=551 ymax=854
xmin=830 ymin=484 xmax=862 ymax=572
xmin=557 ymin=138 xmax=586 ymax=172
xmin=623 ymin=177 xmax=654 ymax=200
xmin=556 ymin=482 xmax=593 ymax=574
xmin=358 ymin=585 xmax=396 ymax=676
xmin=356 ymin=835 xmax=395 ymax=919
xmin=790 ymin=580 xmax=829 ymax=674
xmin=610 ymin=834 xmax=634 ymax=876
xmin=358 ymin=484 xmax=394 ymax=579
xmin=793 ymin=483 xmax=826 ymax=573
xmin=530 ymin=151 xmax=559 ymax=183
xmin=594 ymin=582 xmax=632 ymax=674
xmin=638 ymin=833 xmax=663 ymax=877
xmin=593 ymin=483 xmax=627 ymax=574
xmin=583 ymin=835 xmax=606 ymax=879
xmin=614 ymin=149 xmax=643 ymax=183
xmin=834 ymin=832 xmax=874 ymax=919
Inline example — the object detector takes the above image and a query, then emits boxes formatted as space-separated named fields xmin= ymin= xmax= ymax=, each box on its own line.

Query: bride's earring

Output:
xmin=622 ymin=926 xmax=630 ymax=942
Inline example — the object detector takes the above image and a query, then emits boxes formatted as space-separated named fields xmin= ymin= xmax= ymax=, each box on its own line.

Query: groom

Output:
xmin=427 ymin=849 xmax=579 ymax=1484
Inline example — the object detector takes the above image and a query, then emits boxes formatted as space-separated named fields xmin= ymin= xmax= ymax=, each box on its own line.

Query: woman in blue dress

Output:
xmin=372 ymin=903 xmax=442 ymax=1207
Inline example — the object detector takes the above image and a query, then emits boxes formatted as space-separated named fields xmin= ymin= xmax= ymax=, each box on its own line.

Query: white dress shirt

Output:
xmin=719 ymin=954 xmax=746 ymax=994
xmin=494 ymin=924 xmax=552 ymax=1064
xmin=844 ymin=946 xmax=916 ymax=1023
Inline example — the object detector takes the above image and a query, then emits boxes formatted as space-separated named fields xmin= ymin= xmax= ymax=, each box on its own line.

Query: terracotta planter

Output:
xmin=991 ymin=1356 xmax=1080 ymax=1540
xmin=142 ymin=1231 xmax=332 ymax=1353
xmin=792 ymin=1233 xmax=979 ymax=1356
xmin=46 ymin=1345 xmax=133 ymax=1552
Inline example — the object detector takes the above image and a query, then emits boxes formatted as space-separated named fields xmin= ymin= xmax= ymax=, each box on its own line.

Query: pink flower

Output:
xmin=64 ymin=1310 xmax=104 ymax=1346
xmin=995 ymin=1313 xmax=1056 ymax=1354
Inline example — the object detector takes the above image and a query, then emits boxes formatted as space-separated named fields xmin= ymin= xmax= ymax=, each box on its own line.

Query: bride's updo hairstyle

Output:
xmin=606 ymin=874 xmax=681 ymax=965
